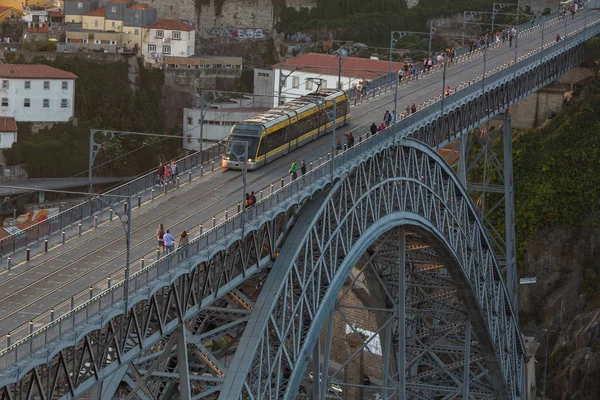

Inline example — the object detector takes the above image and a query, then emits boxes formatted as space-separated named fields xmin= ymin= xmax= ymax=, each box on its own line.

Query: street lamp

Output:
xmin=219 ymin=140 xmax=248 ymax=237
xmin=277 ymin=65 xmax=306 ymax=106
xmin=303 ymin=96 xmax=336 ymax=180
xmin=335 ymin=47 xmax=349 ymax=90
xmin=542 ymin=328 xmax=550 ymax=399
xmin=0 ymin=185 xmax=133 ymax=310
xmin=88 ymin=129 xmax=183 ymax=193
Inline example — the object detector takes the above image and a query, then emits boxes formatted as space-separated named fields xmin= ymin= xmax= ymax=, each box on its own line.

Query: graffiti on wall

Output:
xmin=179 ymin=20 xmax=195 ymax=28
xmin=206 ymin=26 xmax=270 ymax=40
xmin=288 ymin=31 xmax=312 ymax=43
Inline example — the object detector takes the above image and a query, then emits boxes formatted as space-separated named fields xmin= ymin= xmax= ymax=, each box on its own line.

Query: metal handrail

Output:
xmin=0 ymin=12 xmax=596 ymax=373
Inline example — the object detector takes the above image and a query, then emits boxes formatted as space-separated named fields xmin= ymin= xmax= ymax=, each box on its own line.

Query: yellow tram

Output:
xmin=222 ymin=89 xmax=350 ymax=170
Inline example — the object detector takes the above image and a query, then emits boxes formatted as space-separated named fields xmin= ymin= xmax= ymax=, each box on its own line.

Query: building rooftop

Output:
xmin=0 ymin=6 xmax=20 ymax=15
xmin=84 ymin=7 xmax=105 ymax=17
xmin=128 ymin=3 xmax=153 ymax=9
xmin=272 ymin=53 xmax=405 ymax=80
xmin=0 ymin=117 xmax=17 ymax=132
xmin=108 ymin=0 xmax=132 ymax=3
xmin=0 ymin=65 xmax=77 ymax=80
xmin=147 ymin=18 xmax=194 ymax=32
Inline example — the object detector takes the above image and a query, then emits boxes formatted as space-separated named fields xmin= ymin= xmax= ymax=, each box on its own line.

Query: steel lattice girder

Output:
xmin=0 ymin=212 xmax=293 ymax=400
xmin=219 ymin=139 xmax=524 ymax=399
xmin=0 ymin=35 xmax=589 ymax=398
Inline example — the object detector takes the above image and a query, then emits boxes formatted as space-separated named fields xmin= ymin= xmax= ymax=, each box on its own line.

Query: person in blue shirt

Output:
xmin=163 ymin=229 xmax=174 ymax=254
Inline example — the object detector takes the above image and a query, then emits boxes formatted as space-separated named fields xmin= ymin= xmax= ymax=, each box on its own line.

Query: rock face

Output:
xmin=519 ymin=225 xmax=600 ymax=399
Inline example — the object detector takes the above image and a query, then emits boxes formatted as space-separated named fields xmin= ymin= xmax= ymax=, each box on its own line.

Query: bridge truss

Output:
xmin=0 ymin=13 xmax=597 ymax=400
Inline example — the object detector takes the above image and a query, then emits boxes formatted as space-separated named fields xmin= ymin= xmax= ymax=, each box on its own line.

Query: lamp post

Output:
xmin=335 ymin=48 xmax=349 ymax=90
xmin=277 ymin=65 xmax=305 ymax=106
xmin=542 ymin=328 xmax=550 ymax=400
xmin=0 ymin=185 xmax=133 ymax=310
xmin=304 ymin=96 xmax=336 ymax=180
xmin=88 ymin=129 xmax=183 ymax=193
xmin=220 ymin=140 xmax=248 ymax=237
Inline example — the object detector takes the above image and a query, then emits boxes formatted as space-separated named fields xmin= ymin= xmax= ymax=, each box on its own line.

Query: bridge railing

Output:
xmin=0 ymin=144 xmax=224 ymax=259
xmin=0 ymin=12 xmax=597 ymax=375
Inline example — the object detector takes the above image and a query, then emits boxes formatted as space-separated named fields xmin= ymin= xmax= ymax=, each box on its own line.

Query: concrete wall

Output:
xmin=510 ymin=82 xmax=565 ymax=129
xmin=318 ymin=284 xmax=384 ymax=381
xmin=139 ymin=0 xmax=315 ymax=37
xmin=253 ymin=68 xmax=274 ymax=108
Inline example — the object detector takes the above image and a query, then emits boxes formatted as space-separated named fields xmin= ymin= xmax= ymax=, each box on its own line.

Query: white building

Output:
xmin=0 ymin=64 xmax=77 ymax=122
xmin=142 ymin=18 xmax=195 ymax=63
xmin=265 ymin=53 xmax=405 ymax=107
xmin=0 ymin=117 xmax=17 ymax=149
xmin=182 ymin=97 xmax=268 ymax=151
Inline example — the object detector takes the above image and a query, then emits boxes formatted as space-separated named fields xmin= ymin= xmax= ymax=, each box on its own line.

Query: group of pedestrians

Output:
xmin=156 ymin=223 xmax=189 ymax=258
xmin=156 ymin=161 xmax=179 ymax=186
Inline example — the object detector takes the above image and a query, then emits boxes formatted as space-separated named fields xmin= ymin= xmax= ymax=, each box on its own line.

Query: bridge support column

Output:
xmin=458 ymin=133 xmax=470 ymax=187
xmin=397 ymin=226 xmax=406 ymax=399
xmin=177 ymin=326 xmax=192 ymax=400
xmin=503 ymin=111 xmax=518 ymax=313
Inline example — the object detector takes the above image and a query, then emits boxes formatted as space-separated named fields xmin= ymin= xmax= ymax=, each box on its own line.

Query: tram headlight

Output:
xmin=248 ymin=158 xmax=253 ymax=162
xmin=223 ymin=156 xmax=230 ymax=161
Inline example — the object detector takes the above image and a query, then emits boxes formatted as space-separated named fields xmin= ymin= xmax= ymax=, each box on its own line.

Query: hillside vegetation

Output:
xmin=4 ymin=55 xmax=179 ymax=178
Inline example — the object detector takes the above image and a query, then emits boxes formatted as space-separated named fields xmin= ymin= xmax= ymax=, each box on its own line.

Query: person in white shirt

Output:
xmin=163 ymin=230 xmax=174 ymax=254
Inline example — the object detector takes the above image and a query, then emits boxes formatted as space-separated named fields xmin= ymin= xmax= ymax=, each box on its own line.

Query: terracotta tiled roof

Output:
xmin=272 ymin=53 xmax=405 ymax=80
xmin=0 ymin=65 xmax=77 ymax=79
xmin=147 ymin=18 xmax=194 ymax=32
xmin=108 ymin=0 xmax=131 ymax=3
xmin=128 ymin=3 xmax=152 ymax=9
xmin=0 ymin=6 xmax=21 ymax=16
xmin=84 ymin=7 xmax=105 ymax=16
xmin=48 ymin=11 xmax=64 ymax=17
xmin=0 ymin=117 xmax=17 ymax=132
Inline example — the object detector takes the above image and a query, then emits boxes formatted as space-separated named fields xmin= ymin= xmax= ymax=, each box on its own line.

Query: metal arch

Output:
xmin=221 ymin=139 xmax=524 ymax=399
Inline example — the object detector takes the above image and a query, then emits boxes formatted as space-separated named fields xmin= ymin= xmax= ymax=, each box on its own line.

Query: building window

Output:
xmin=321 ymin=80 xmax=327 ymax=89
xmin=163 ymin=46 xmax=171 ymax=54
xmin=1 ymin=80 xmax=8 ymax=89
xmin=43 ymin=81 xmax=49 ymax=90
xmin=148 ymin=44 xmax=156 ymax=52
xmin=134 ymin=28 xmax=139 ymax=35
xmin=94 ymin=39 xmax=101 ymax=44
xmin=292 ymin=76 xmax=300 ymax=89
xmin=1 ymin=98 xmax=7 ymax=107
xmin=187 ymin=135 xmax=191 ymax=143
xmin=94 ymin=19 xmax=99 ymax=27
xmin=24 ymin=98 xmax=30 ymax=107
xmin=306 ymin=79 xmax=313 ymax=90
xmin=62 ymin=81 xmax=68 ymax=90
xmin=24 ymin=81 xmax=30 ymax=89
xmin=111 ymin=6 xmax=116 ymax=12
xmin=61 ymin=99 xmax=68 ymax=108
xmin=43 ymin=99 xmax=49 ymax=108
xmin=187 ymin=117 xmax=192 ymax=124
xmin=110 ymin=40 xmax=117 ymax=45
xmin=281 ymin=77 xmax=286 ymax=88
xmin=173 ymin=31 xmax=181 ymax=40
xmin=134 ymin=12 xmax=140 ymax=20
xmin=77 ymin=2 xmax=83 ymax=8
xmin=112 ymin=21 xmax=117 ymax=28
xmin=156 ymin=30 xmax=163 ymax=39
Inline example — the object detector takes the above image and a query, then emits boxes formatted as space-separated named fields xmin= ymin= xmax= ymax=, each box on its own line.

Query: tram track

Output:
xmin=0 ymin=16 xmax=579 ymax=334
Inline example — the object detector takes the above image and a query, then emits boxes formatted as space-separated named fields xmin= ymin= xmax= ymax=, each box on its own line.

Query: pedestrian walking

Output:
xmin=157 ymin=223 xmax=165 ymax=253
xmin=164 ymin=163 xmax=171 ymax=184
xmin=157 ymin=162 xmax=164 ymax=186
xmin=370 ymin=122 xmax=377 ymax=136
xmin=163 ymin=229 xmax=174 ymax=254
xmin=301 ymin=160 xmax=306 ymax=175
xmin=289 ymin=161 xmax=298 ymax=181
xmin=178 ymin=230 xmax=189 ymax=260
xmin=250 ymin=191 xmax=257 ymax=204
xmin=170 ymin=160 xmax=178 ymax=183
xmin=344 ymin=132 xmax=354 ymax=147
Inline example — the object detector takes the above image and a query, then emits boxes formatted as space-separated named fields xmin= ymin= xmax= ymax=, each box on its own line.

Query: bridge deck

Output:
xmin=0 ymin=11 xmax=589 ymax=341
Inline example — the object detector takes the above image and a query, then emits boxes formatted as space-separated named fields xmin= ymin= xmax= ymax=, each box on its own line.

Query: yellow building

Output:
xmin=104 ymin=18 xmax=121 ymax=32
xmin=121 ymin=25 xmax=143 ymax=50
xmin=0 ymin=6 xmax=21 ymax=22
xmin=81 ymin=7 xmax=103 ymax=30
xmin=0 ymin=0 xmax=53 ymax=10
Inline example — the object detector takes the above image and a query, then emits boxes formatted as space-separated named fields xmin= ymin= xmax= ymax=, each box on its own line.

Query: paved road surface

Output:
xmin=0 ymin=10 xmax=593 ymax=341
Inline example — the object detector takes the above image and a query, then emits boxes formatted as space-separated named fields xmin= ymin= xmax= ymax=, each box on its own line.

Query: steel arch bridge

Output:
xmin=221 ymin=139 xmax=522 ymax=399
xmin=0 ymin=12 xmax=598 ymax=400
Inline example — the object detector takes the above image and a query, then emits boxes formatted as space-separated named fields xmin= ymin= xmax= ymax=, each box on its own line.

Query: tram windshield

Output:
xmin=226 ymin=125 xmax=261 ymax=161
